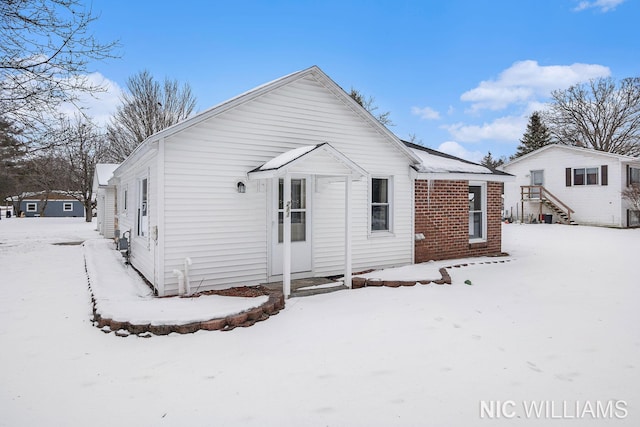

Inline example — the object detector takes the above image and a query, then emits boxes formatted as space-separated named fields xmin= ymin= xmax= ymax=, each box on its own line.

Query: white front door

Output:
xmin=271 ymin=176 xmax=312 ymax=276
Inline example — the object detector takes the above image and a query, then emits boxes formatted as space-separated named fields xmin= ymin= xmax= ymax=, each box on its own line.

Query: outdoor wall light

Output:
xmin=237 ymin=181 xmax=246 ymax=193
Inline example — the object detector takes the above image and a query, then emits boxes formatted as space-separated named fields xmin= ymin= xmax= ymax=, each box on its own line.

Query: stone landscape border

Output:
xmin=351 ymin=257 xmax=513 ymax=289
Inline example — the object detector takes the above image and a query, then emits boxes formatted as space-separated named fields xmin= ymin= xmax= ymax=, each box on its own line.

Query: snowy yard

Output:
xmin=0 ymin=218 xmax=638 ymax=426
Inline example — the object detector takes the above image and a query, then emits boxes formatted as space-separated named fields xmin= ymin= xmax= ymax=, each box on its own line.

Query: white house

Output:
xmin=501 ymin=144 xmax=640 ymax=228
xmin=108 ymin=66 xmax=425 ymax=297
xmin=105 ymin=66 xmax=513 ymax=298
xmin=92 ymin=163 xmax=120 ymax=239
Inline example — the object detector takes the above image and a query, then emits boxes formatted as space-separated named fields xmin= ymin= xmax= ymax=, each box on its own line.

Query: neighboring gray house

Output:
xmin=7 ymin=191 xmax=84 ymax=217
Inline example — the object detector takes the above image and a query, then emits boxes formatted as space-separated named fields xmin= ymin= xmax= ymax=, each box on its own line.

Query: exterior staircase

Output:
xmin=521 ymin=185 xmax=578 ymax=225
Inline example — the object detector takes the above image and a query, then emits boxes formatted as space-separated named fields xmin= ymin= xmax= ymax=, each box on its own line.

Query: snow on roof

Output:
xmin=257 ymin=145 xmax=319 ymax=171
xmin=95 ymin=164 xmax=120 ymax=186
xmin=408 ymin=145 xmax=493 ymax=174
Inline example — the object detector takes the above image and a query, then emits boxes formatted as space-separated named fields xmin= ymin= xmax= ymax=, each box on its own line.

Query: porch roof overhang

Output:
xmin=247 ymin=143 xmax=368 ymax=180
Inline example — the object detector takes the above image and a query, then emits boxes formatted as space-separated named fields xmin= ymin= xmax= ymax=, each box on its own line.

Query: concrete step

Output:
xmin=291 ymin=284 xmax=348 ymax=298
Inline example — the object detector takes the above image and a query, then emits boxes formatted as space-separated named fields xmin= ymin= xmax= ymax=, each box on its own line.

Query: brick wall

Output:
xmin=415 ymin=180 xmax=503 ymax=263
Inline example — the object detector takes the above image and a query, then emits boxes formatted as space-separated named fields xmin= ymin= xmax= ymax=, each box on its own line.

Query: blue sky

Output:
xmin=79 ymin=0 xmax=639 ymax=161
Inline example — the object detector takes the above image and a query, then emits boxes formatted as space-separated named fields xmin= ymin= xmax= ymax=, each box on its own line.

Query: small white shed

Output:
xmin=93 ymin=163 xmax=119 ymax=239
xmin=109 ymin=66 xmax=423 ymax=297
xmin=501 ymin=145 xmax=640 ymax=227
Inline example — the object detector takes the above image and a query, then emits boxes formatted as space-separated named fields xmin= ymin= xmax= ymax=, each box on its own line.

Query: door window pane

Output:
xmin=278 ymin=178 xmax=307 ymax=243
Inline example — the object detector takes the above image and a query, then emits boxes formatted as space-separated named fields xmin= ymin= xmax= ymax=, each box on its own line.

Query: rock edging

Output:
xmin=351 ymin=267 xmax=452 ymax=289
xmin=83 ymin=251 xmax=285 ymax=336
xmin=351 ymin=257 xmax=513 ymax=289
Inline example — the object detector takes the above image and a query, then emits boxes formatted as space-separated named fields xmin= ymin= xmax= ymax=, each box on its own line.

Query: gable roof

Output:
xmin=94 ymin=164 xmax=120 ymax=187
xmin=503 ymin=144 xmax=640 ymax=168
xmin=247 ymin=143 xmax=368 ymax=179
xmin=114 ymin=66 xmax=421 ymax=174
xmin=404 ymin=141 xmax=512 ymax=178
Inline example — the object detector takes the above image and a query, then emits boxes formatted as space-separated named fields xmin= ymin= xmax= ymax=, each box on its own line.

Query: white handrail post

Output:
xmin=283 ymin=175 xmax=292 ymax=298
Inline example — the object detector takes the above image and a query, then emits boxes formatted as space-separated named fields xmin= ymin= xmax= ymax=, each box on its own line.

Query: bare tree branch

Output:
xmin=105 ymin=70 xmax=197 ymax=161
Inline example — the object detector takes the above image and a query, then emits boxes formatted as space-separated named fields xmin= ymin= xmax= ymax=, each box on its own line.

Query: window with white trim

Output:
xmin=371 ymin=177 xmax=391 ymax=232
xmin=469 ymin=184 xmax=486 ymax=241
xmin=137 ymin=178 xmax=148 ymax=237
xmin=123 ymin=187 xmax=128 ymax=211
xmin=63 ymin=202 xmax=73 ymax=212
xmin=26 ymin=202 xmax=37 ymax=212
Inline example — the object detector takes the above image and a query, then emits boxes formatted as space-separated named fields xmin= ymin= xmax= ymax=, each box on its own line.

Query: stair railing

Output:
xmin=520 ymin=185 xmax=575 ymax=223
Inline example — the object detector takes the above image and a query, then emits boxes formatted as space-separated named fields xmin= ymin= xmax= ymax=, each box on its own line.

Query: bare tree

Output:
xmin=0 ymin=0 xmax=118 ymax=142
xmin=622 ymin=185 xmax=640 ymax=213
xmin=106 ymin=70 xmax=197 ymax=161
xmin=56 ymin=115 xmax=106 ymax=221
xmin=349 ymin=88 xmax=394 ymax=126
xmin=545 ymin=77 xmax=640 ymax=156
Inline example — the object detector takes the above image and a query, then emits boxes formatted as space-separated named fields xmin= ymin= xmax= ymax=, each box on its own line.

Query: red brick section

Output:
xmin=415 ymin=180 xmax=503 ymax=263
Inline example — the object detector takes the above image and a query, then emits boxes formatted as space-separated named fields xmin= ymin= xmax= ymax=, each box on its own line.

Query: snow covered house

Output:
xmin=92 ymin=163 xmax=120 ymax=239
xmin=106 ymin=66 xmax=511 ymax=297
xmin=501 ymin=144 xmax=640 ymax=228
xmin=6 ymin=191 xmax=84 ymax=217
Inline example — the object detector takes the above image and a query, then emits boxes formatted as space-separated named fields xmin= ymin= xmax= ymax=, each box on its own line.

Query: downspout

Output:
xmin=184 ymin=257 xmax=192 ymax=296
xmin=173 ymin=269 xmax=185 ymax=296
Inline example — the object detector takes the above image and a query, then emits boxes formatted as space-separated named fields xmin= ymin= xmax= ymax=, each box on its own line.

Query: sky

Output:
xmin=76 ymin=0 xmax=639 ymax=162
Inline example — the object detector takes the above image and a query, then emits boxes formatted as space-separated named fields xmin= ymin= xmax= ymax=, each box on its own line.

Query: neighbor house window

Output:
xmin=123 ymin=187 xmax=128 ymax=211
xmin=371 ymin=177 xmax=391 ymax=232
xmin=629 ymin=167 xmax=640 ymax=185
xmin=137 ymin=178 xmax=148 ymax=237
xmin=63 ymin=202 xmax=73 ymax=212
xmin=573 ymin=167 xmax=599 ymax=185
xmin=469 ymin=184 xmax=486 ymax=241
xmin=26 ymin=202 xmax=37 ymax=212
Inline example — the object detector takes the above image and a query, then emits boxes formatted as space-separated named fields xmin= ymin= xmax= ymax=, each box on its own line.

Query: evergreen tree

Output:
xmin=512 ymin=112 xmax=552 ymax=159
xmin=480 ymin=151 xmax=505 ymax=170
xmin=0 ymin=117 xmax=26 ymax=201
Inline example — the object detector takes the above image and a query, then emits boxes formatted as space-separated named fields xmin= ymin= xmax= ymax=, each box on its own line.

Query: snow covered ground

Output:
xmin=0 ymin=217 xmax=638 ymax=426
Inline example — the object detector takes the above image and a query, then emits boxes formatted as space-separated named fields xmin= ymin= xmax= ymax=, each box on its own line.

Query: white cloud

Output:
xmin=436 ymin=141 xmax=484 ymax=163
xmin=460 ymin=60 xmax=610 ymax=112
xmin=443 ymin=115 xmax=528 ymax=143
xmin=58 ymin=73 xmax=123 ymax=128
xmin=574 ymin=0 xmax=625 ymax=12
xmin=411 ymin=106 xmax=441 ymax=120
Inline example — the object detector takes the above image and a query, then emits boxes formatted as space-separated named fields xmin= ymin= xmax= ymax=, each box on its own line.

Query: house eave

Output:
xmin=416 ymin=172 xmax=514 ymax=182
